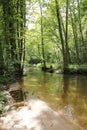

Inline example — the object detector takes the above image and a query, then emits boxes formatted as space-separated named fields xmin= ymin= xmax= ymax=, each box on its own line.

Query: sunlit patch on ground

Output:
xmin=0 ymin=97 xmax=80 ymax=130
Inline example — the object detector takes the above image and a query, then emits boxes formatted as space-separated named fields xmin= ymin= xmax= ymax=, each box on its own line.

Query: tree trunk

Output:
xmin=65 ymin=0 xmax=69 ymax=66
xmin=69 ymin=5 xmax=80 ymax=63
xmin=39 ymin=0 xmax=46 ymax=69
xmin=77 ymin=0 xmax=85 ymax=63
xmin=55 ymin=0 xmax=68 ymax=71
xmin=2 ymin=0 xmax=26 ymax=78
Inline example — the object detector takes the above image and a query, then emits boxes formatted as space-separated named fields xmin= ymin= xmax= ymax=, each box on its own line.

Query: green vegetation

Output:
xmin=25 ymin=0 xmax=87 ymax=72
xmin=0 ymin=92 xmax=7 ymax=102
xmin=0 ymin=0 xmax=87 ymax=84
xmin=0 ymin=0 xmax=26 ymax=84
xmin=0 ymin=91 xmax=7 ymax=114
xmin=67 ymin=64 xmax=87 ymax=74
xmin=0 ymin=104 xmax=4 ymax=114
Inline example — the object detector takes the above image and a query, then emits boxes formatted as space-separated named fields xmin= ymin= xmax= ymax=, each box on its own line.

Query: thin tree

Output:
xmin=65 ymin=0 xmax=69 ymax=66
xmin=39 ymin=0 xmax=46 ymax=70
xmin=55 ymin=0 xmax=68 ymax=71
xmin=77 ymin=0 xmax=85 ymax=62
xmin=69 ymin=4 xmax=80 ymax=63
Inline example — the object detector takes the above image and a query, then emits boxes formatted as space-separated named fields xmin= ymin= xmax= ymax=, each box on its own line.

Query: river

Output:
xmin=10 ymin=69 xmax=87 ymax=129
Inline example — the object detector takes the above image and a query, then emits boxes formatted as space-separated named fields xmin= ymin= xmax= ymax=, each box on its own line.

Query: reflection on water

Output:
xmin=12 ymin=70 xmax=87 ymax=129
xmin=10 ymin=90 xmax=24 ymax=102
xmin=9 ymin=79 xmax=25 ymax=102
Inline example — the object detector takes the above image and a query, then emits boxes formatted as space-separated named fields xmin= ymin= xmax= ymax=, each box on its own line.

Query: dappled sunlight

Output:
xmin=0 ymin=97 xmax=80 ymax=130
xmin=2 ymin=72 xmax=86 ymax=130
xmin=22 ymin=72 xmax=87 ymax=129
xmin=30 ymin=78 xmax=38 ymax=82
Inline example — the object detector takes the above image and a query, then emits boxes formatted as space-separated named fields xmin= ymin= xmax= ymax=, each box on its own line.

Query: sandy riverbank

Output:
xmin=0 ymin=95 xmax=82 ymax=130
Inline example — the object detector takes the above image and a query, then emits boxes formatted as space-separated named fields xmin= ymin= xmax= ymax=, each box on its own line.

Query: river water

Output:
xmin=11 ymin=69 xmax=87 ymax=129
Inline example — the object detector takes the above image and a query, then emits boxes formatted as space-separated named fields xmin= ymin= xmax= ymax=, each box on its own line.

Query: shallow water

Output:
xmin=10 ymin=70 xmax=87 ymax=129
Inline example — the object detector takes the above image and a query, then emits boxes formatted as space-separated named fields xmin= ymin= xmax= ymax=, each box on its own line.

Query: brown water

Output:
xmin=11 ymin=70 xmax=87 ymax=129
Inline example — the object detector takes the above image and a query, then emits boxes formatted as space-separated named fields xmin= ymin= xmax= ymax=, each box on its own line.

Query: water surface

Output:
xmin=12 ymin=70 xmax=87 ymax=129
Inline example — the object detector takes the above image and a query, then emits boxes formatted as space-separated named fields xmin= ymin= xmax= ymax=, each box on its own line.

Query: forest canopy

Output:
xmin=0 ymin=0 xmax=87 ymax=83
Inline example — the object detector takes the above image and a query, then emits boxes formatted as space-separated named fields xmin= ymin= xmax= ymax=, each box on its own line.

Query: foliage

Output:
xmin=0 ymin=0 xmax=26 ymax=84
xmin=0 ymin=104 xmax=4 ymax=114
xmin=25 ymin=0 xmax=87 ymax=73
xmin=0 ymin=91 xmax=7 ymax=114
xmin=0 ymin=0 xmax=87 ymax=81
xmin=0 ymin=91 xmax=7 ymax=103
xmin=67 ymin=64 xmax=87 ymax=74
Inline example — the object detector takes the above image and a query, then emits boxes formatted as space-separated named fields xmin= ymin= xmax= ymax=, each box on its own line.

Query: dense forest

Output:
xmin=0 ymin=0 xmax=87 ymax=84
xmin=0 ymin=1 xmax=87 ymax=129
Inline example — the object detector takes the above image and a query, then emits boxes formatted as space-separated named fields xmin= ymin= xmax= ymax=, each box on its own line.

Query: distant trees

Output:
xmin=50 ymin=0 xmax=87 ymax=68
xmin=0 ymin=0 xmax=86 ymax=82
xmin=68 ymin=0 xmax=87 ymax=64
xmin=25 ymin=0 xmax=87 ymax=71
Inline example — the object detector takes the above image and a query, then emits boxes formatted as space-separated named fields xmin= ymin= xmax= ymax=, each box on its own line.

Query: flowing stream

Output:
xmin=9 ymin=69 xmax=87 ymax=130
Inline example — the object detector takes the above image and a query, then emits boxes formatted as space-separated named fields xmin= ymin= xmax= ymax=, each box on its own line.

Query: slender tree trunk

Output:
xmin=8 ymin=1 xmax=16 ymax=60
xmin=0 ymin=41 xmax=4 ymax=75
xmin=69 ymin=6 xmax=80 ymax=63
xmin=55 ymin=0 xmax=68 ymax=71
xmin=22 ymin=0 xmax=26 ymax=72
xmin=2 ymin=1 xmax=11 ymax=67
xmin=15 ymin=0 xmax=26 ymax=76
xmin=39 ymin=0 xmax=46 ymax=69
xmin=77 ymin=0 xmax=84 ymax=63
xmin=65 ymin=0 xmax=69 ymax=65
xmin=77 ymin=0 xmax=84 ymax=44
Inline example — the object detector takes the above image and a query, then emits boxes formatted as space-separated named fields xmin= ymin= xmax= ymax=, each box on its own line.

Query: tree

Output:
xmin=39 ymin=0 xmax=46 ymax=69
xmin=69 ymin=1 xmax=80 ymax=63
xmin=0 ymin=5 xmax=4 ymax=76
xmin=65 ymin=0 xmax=69 ymax=66
xmin=55 ymin=0 xmax=69 ymax=71
xmin=0 ymin=0 xmax=26 ymax=82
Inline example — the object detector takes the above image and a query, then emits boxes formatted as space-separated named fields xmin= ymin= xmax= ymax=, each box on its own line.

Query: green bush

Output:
xmin=68 ymin=64 xmax=87 ymax=74
xmin=0 ymin=92 xmax=7 ymax=103
xmin=0 ymin=103 xmax=4 ymax=114
xmin=0 ymin=91 xmax=7 ymax=115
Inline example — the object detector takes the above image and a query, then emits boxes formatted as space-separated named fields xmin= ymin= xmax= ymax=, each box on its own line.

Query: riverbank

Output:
xmin=28 ymin=64 xmax=87 ymax=75
xmin=63 ymin=64 xmax=87 ymax=74
xmin=0 ymin=92 xmax=81 ymax=130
